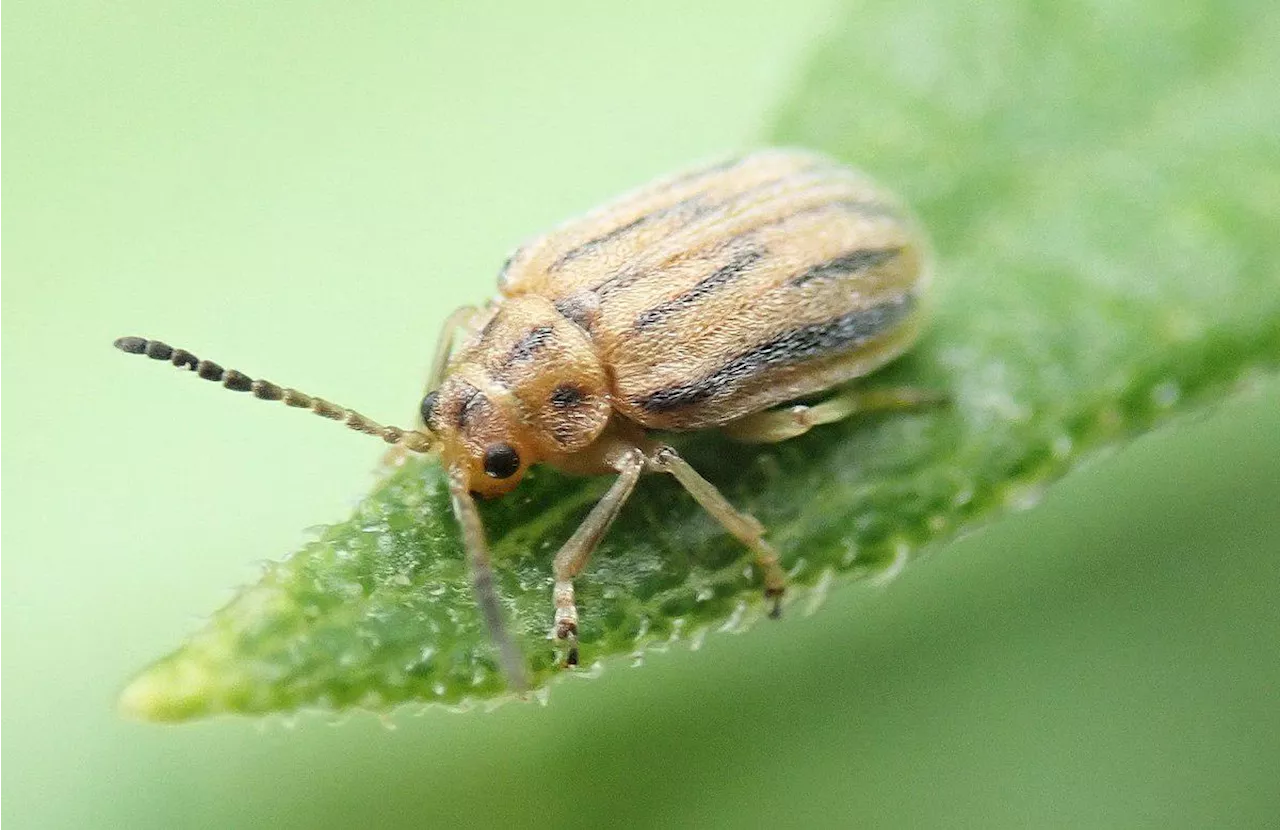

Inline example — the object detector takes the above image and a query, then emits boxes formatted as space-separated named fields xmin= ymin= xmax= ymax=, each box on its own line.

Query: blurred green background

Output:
xmin=5 ymin=2 xmax=1279 ymax=828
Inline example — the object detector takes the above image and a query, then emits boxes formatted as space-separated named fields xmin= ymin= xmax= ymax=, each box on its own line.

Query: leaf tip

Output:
xmin=118 ymin=657 xmax=223 ymax=723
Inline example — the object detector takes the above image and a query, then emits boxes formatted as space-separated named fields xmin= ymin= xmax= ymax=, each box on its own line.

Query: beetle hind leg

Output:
xmin=723 ymin=385 xmax=942 ymax=444
xmin=647 ymin=445 xmax=787 ymax=617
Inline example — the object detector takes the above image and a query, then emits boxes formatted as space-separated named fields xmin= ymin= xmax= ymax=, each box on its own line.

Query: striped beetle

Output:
xmin=115 ymin=148 xmax=932 ymax=691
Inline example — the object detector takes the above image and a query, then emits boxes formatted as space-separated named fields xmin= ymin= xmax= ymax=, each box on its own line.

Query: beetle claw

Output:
xmin=555 ymin=619 xmax=580 ymax=667
xmin=765 ymin=586 xmax=784 ymax=619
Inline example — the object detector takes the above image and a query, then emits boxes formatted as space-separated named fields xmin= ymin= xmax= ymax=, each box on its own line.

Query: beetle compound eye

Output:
xmin=419 ymin=390 xmax=440 ymax=425
xmin=482 ymin=443 xmax=521 ymax=479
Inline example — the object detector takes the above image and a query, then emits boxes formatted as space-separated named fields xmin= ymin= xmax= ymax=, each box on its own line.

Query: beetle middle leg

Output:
xmin=722 ymin=386 xmax=942 ymax=444
xmin=551 ymin=447 xmax=646 ymax=666
xmin=646 ymin=445 xmax=788 ymax=618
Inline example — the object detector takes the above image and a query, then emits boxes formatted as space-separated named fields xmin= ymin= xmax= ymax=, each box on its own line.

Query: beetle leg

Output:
xmin=447 ymin=464 xmax=529 ymax=692
xmin=426 ymin=304 xmax=486 ymax=391
xmin=383 ymin=304 xmax=482 ymax=468
xmin=646 ymin=445 xmax=787 ymax=618
xmin=552 ymin=447 xmax=646 ymax=666
xmin=722 ymin=386 xmax=942 ymax=444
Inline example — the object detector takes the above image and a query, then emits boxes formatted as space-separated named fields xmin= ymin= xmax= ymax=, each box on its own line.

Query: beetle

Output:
xmin=115 ymin=148 xmax=932 ymax=691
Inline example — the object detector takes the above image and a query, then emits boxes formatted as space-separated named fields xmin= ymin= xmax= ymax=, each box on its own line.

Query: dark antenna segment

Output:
xmin=113 ymin=336 xmax=435 ymax=453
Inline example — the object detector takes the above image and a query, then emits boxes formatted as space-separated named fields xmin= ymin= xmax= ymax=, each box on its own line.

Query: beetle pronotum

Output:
xmin=116 ymin=148 xmax=932 ymax=691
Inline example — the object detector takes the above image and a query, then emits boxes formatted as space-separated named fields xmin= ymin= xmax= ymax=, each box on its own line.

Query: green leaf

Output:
xmin=122 ymin=0 xmax=1280 ymax=722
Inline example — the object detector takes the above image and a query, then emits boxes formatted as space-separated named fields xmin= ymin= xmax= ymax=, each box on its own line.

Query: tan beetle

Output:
xmin=115 ymin=148 xmax=932 ymax=691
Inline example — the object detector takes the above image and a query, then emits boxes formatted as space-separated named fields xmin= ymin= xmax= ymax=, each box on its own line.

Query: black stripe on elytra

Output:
xmin=501 ymin=324 xmax=555 ymax=367
xmin=580 ymin=171 xmax=802 ymax=283
xmin=666 ymin=155 xmax=742 ymax=187
xmin=563 ymin=164 xmax=839 ymax=289
xmin=551 ymin=195 xmax=713 ymax=273
xmin=634 ymin=293 xmax=916 ymax=413
xmin=590 ymin=197 xmax=895 ymax=301
xmin=756 ymin=197 xmax=898 ymax=232
xmin=550 ymin=214 xmax=648 ymax=271
xmin=791 ymin=246 xmax=901 ymax=287
xmin=633 ymin=247 xmax=765 ymax=330
xmin=593 ymin=267 xmax=645 ymax=300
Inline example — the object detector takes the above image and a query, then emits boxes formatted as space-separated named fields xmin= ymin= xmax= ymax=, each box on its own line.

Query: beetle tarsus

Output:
xmin=765 ymin=586 xmax=785 ymax=619
xmin=555 ymin=619 xmax=580 ymax=667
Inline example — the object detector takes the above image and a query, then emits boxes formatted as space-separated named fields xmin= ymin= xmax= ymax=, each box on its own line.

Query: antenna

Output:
xmin=113 ymin=336 xmax=435 ymax=453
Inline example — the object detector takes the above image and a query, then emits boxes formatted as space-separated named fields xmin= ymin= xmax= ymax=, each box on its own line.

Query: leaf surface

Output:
xmin=123 ymin=0 xmax=1280 ymax=721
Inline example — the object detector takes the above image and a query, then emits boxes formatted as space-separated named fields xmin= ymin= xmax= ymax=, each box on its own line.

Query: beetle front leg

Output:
xmin=447 ymin=465 xmax=529 ymax=692
xmin=551 ymin=447 xmax=645 ymax=666
xmin=647 ymin=445 xmax=787 ymax=617
xmin=383 ymin=304 xmax=484 ymax=468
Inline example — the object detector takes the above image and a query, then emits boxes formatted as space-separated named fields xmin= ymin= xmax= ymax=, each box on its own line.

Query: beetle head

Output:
xmin=420 ymin=374 xmax=536 ymax=498
xmin=422 ymin=295 xmax=613 ymax=497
